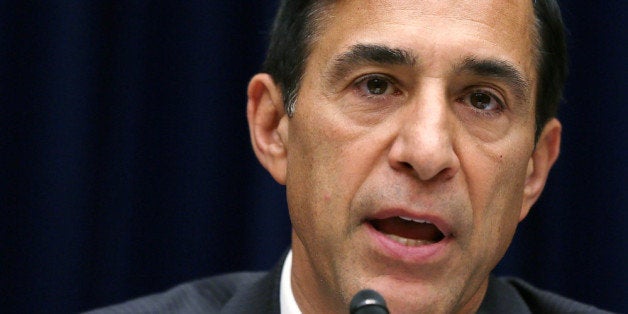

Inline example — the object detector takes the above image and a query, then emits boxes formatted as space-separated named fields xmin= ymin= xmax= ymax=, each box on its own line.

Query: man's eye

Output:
xmin=365 ymin=78 xmax=389 ymax=95
xmin=467 ymin=91 xmax=502 ymax=111
xmin=355 ymin=75 xmax=398 ymax=97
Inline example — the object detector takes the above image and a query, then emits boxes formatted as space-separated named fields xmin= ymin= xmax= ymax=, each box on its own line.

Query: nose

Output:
xmin=387 ymin=89 xmax=460 ymax=181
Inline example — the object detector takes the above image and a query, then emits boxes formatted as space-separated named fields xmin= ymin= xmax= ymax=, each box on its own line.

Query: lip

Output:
xmin=368 ymin=209 xmax=454 ymax=236
xmin=364 ymin=209 xmax=454 ymax=263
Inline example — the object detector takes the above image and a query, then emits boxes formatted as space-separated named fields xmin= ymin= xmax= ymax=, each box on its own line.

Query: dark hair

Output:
xmin=262 ymin=0 xmax=568 ymax=140
xmin=262 ymin=0 xmax=332 ymax=116
xmin=533 ymin=0 xmax=568 ymax=140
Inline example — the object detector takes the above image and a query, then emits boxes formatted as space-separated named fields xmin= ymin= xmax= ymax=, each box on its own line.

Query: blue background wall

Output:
xmin=2 ymin=1 xmax=626 ymax=312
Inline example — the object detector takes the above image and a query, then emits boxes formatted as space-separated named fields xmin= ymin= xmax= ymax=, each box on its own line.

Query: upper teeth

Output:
xmin=398 ymin=216 xmax=430 ymax=224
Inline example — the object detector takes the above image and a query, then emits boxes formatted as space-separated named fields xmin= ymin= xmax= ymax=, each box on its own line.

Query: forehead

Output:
xmin=309 ymin=0 xmax=538 ymax=79
xmin=336 ymin=0 xmax=535 ymax=25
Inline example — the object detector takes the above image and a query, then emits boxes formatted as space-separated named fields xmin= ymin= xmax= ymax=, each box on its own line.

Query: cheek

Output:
xmin=284 ymin=114 xmax=360 ymax=236
xmin=458 ymin=148 xmax=530 ymax=270
xmin=288 ymin=104 xmax=382 ymax=200
xmin=460 ymin=137 xmax=531 ymax=231
xmin=460 ymin=122 xmax=533 ymax=202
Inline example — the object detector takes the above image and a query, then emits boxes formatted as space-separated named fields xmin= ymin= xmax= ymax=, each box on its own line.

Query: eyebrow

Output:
xmin=455 ymin=57 xmax=530 ymax=104
xmin=327 ymin=44 xmax=417 ymax=82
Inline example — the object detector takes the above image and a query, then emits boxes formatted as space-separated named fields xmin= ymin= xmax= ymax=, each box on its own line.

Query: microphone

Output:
xmin=349 ymin=289 xmax=389 ymax=314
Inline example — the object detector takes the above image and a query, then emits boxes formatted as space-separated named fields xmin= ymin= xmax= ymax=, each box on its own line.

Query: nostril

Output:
xmin=391 ymin=160 xmax=457 ymax=182
xmin=387 ymin=138 xmax=459 ymax=181
xmin=436 ymin=166 xmax=458 ymax=181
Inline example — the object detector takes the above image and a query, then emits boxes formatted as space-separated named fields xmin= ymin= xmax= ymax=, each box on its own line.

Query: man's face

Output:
xmin=276 ymin=0 xmax=546 ymax=312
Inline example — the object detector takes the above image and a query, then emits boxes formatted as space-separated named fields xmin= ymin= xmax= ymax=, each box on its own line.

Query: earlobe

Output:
xmin=520 ymin=118 xmax=562 ymax=221
xmin=247 ymin=73 xmax=289 ymax=185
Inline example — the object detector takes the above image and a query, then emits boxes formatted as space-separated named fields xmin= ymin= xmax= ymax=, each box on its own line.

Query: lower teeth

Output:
xmin=386 ymin=233 xmax=435 ymax=246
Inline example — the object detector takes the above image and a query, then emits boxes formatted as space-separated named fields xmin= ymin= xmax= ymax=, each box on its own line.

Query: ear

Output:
xmin=247 ymin=73 xmax=289 ymax=185
xmin=519 ymin=118 xmax=561 ymax=221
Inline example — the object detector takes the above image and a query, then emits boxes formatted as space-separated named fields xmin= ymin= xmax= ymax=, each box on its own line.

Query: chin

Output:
xmin=385 ymin=296 xmax=449 ymax=314
xmin=354 ymin=277 xmax=454 ymax=314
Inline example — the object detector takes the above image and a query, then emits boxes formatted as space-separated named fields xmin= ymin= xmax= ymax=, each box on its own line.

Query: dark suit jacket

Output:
xmin=86 ymin=258 xmax=613 ymax=313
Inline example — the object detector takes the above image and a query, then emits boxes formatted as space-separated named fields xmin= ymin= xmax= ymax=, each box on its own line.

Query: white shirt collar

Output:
xmin=280 ymin=250 xmax=303 ymax=314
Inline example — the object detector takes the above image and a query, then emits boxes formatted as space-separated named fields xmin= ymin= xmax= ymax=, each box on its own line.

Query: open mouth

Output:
xmin=369 ymin=216 xmax=445 ymax=246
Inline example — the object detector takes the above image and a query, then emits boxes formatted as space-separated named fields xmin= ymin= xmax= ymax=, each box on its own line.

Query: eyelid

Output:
xmin=353 ymin=73 xmax=404 ymax=99
xmin=467 ymin=86 xmax=507 ymax=109
xmin=353 ymin=73 xmax=398 ymax=87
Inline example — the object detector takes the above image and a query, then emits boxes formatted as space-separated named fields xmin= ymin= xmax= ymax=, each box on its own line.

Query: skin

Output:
xmin=247 ymin=0 xmax=561 ymax=313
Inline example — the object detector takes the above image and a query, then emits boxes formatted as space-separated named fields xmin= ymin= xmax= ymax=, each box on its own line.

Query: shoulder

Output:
xmin=83 ymin=271 xmax=268 ymax=314
xmin=488 ymin=276 xmax=615 ymax=314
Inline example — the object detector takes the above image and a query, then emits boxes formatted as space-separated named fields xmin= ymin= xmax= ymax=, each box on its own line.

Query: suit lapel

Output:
xmin=219 ymin=253 xmax=285 ymax=314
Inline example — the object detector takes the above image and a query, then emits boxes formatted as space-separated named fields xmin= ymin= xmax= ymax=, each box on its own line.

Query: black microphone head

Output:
xmin=349 ymin=289 xmax=389 ymax=314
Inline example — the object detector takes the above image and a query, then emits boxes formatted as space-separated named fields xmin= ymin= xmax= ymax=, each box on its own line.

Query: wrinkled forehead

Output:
xmin=302 ymin=0 xmax=540 ymax=99
xmin=309 ymin=0 xmax=539 ymax=67
xmin=316 ymin=0 xmax=537 ymax=32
